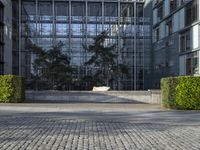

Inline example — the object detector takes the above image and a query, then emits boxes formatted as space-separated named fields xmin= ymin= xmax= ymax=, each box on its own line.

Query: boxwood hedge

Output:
xmin=0 ymin=75 xmax=25 ymax=103
xmin=161 ymin=76 xmax=200 ymax=110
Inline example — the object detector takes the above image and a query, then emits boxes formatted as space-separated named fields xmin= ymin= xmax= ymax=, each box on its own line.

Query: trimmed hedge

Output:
xmin=0 ymin=75 xmax=25 ymax=103
xmin=161 ymin=76 xmax=200 ymax=110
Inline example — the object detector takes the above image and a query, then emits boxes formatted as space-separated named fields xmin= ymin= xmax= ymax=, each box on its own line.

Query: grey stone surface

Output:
xmin=26 ymin=90 xmax=161 ymax=104
xmin=0 ymin=104 xmax=200 ymax=150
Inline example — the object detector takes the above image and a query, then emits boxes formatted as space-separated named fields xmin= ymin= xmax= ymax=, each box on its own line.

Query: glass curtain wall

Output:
xmin=15 ymin=0 xmax=151 ymax=90
xmin=0 ymin=2 xmax=4 ymax=75
xmin=12 ymin=0 xmax=20 ymax=75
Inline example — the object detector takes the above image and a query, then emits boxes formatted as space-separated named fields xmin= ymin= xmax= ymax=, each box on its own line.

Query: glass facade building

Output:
xmin=13 ymin=0 xmax=151 ymax=90
xmin=0 ymin=1 xmax=4 ymax=75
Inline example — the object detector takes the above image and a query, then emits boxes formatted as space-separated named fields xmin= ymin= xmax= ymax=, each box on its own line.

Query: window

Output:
xmin=39 ymin=2 xmax=52 ymax=20
xmin=88 ymin=3 xmax=102 ymax=16
xmin=186 ymin=52 xmax=199 ymax=75
xmin=104 ymin=3 xmax=117 ymax=17
xmin=154 ymin=0 xmax=162 ymax=7
xmin=121 ymin=4 xmax=134 ymax=18
xmin=157 ymin=5 xmax=163 ymax=21
xmin=55 ymin=2 xmax=69 ymax=21
xmin=154 ymin=27 xmax=160 ymax=42
xmin=180 ymin=30 xmax=190 ymax=52
xmin=0 ymin=2 xmax=4 ymax=75
xmin=170 ymin=0 xmax=178 ymax=12
xmin=137 ymin=4 xmax=143 ymax=18
xmin=71 ymin=2 xmax=85 ymax=17
xmin=185 ymin=0 xmax=198 ymax=26
xmin=180 ymin=0 xmax=192 ymax=6
xmin=166 ymin=18 xmax=173 ymax=36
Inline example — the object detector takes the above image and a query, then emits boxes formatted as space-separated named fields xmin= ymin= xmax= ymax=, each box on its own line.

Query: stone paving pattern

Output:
xmin=0 ymin=104 xmax=200 ymax=150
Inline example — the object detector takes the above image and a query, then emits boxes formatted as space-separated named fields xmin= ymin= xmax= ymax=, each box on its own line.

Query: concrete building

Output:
xmin=152 ymin=0 xmax=200 ymax=88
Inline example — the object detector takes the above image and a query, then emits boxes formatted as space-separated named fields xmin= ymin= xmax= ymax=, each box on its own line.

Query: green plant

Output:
xmin=0 ymin=75 xmax=25 ymax=103
xmin=161 ymin=76 xmax=200 ymax=110
xmin=161 ymin=77 xmax=180 ymax=108
xmin=83 ymin=31 xmax=129 ymax=88
xmin=176 ymin=76 xmax=200 ymax=110
xmin=28 ymin=42 xmax=75 ymax=90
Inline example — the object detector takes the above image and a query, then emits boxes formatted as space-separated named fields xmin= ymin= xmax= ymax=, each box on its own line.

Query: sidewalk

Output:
xmin=0 ymin=103 xmax=162 ymax=112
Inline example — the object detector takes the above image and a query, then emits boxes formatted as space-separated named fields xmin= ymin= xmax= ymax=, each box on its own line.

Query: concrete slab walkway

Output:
xmin=0 ymin=103 xmax=200 ymax=150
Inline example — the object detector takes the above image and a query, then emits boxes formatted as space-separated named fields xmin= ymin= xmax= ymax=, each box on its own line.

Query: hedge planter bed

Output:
xmin=0 ymin=75 xmax=25 ymax=103
xmin=161 ymin=76 xmax=200 ymax=110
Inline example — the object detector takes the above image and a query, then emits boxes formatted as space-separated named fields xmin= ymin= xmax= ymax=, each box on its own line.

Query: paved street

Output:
xmin=0 ymin=104 xmax=200 ymax=150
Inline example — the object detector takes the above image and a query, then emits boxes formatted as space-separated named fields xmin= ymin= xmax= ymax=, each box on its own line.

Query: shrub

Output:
xmin=0 ymin=75 xmax=25 ymax=103
xmin=161 ymin=76 xmax=200 ymax=110
xmin=161 ymin=77 xmax=180 ymax=108
xmin=176 ymin=76 xmax=200 ymax=110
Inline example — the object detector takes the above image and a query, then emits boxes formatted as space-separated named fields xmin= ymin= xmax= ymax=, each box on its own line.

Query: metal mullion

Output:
xmin=69 ymin=0 xmax=71 ymax=58
xmin=85 ymin=0 xmax=88 ymax=82
xmin=142 ymin=3 xmax=145 ymax=90
xmin=117 ymin=0 xmax=120 ymax=90
xmin=134 ymin=1 xmax=137 ymax=90
xmin=36 ymin=0 xmax=38 ymax=45
xmin=102 ymin=0 xmax=104 ymax=31
xmin=52 ymin=0 xmax=55 ymax=45
xmin=19 ymin=0 xmax=22 ymax=76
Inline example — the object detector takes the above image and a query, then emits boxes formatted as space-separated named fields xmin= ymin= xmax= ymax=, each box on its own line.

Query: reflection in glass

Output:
xmin=18 ymin=0 xmax=151 ymax=90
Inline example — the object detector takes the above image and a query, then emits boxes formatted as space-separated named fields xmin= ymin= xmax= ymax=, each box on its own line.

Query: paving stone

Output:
xmin=0 ymin=108 xmax=200 ymax=150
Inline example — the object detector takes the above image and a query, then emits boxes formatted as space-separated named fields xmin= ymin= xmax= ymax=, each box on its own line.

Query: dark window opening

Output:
xmin=180 ymin=30 xmax=190 ymax=52
xmin=185 ymin=0 xmax=198 ymax=26
xmin=154 ymin=27 xmax=160 ymax=42
xmin=166 ymin=18 xmax=173 ymax=36
xmin=170 ymin=0 xmax=178 ymax=12
xmin=186 ymin=52 xmax=199 ymax=75
xmin=157 ymin=5 xmax=163 ymax=20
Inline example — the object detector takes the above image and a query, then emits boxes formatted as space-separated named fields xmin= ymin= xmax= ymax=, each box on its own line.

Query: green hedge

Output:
xmin=0 ymin=75 xmax=25 ymax=103
xmin=161 ymin=76 xmax=200 ymax=110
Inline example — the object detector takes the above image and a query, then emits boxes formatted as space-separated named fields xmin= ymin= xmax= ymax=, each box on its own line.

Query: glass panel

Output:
xmin=56 ymin=24 xmax=68 ymax=36
xmin=71 ymin=2 xmax=85 ymax=16
xmin=55 ymin=2 xmax=69 ymax=21
xmin=71 ymin=24 xmax=84 ymax=36
xmin=120 ymin=3 xmax=134 ymax=17
xmin=22 ymin=2 xmax=36 ymax=21
xmin=88 ymin=3 xmax=102 ymax=16
xmin=38 ymin=23 xmax=52 ymax=36
xmin=104 ymin=3 xmax=117 ymax=17
xmin=39 ymin=2 xmax=52 ymax=21
xmin=71 ymin=38 xmax=84 ymax=65
xmin=137 ymin=3 xmax=143 ymax=17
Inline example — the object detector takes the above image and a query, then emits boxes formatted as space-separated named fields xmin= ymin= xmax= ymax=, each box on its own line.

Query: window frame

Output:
xmin=180 ymin=30 xmax=190 ymax=53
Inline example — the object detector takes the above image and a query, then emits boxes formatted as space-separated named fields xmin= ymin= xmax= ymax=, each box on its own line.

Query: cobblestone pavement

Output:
xmin=0 ymin=104 xmax=200 ymax=150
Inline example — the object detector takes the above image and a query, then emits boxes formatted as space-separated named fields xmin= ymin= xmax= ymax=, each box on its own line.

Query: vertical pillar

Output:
xmin=142 ymin=3 xmax=145 ymax=90
xmin=69 ymin=0 xmax=72 ymax=90
xmin=19 ymin=0 xmax=22 ymax=76
xmin=69 ymin=0 xmax=71 ymax=57
xmin=117 ymin=0 xmax=121 ymax=90
xmin=52 ymin=0 xmax=55 ymax=45
xmin=134 ymin=2 xmax=137 ymax=90
xmin=85 ymin=0 xmax=88 ymax=86
xmin=35 ymin=0 xmax=39 ymax=47
xmin=102 ymin=0 xmax=104 ymax=31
